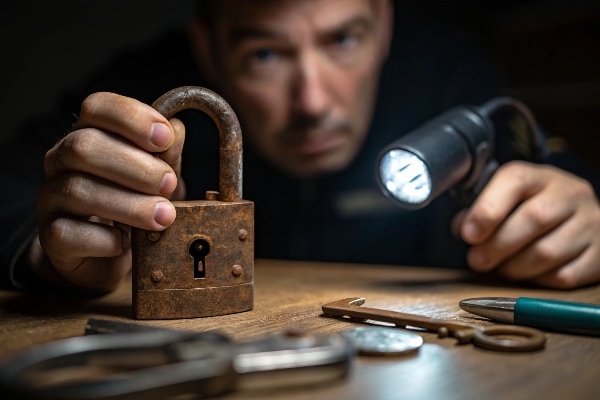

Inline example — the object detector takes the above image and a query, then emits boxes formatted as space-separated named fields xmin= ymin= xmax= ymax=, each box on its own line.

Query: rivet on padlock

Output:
xmin=151 ymin=270 xmax=164 ymax=282
xmin=147 ymin=232 xmax=160 ymax=242
xmin=131 ymin=86 xmax=254 ymax=320
xmin=231 ymin=265 xmax=243 ymax=277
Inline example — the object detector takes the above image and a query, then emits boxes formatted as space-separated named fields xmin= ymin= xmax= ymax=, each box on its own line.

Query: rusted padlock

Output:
xmin=131 ymin=86 xmax=254 ymax=319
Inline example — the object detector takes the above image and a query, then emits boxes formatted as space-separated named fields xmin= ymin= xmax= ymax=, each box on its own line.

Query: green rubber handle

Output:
xmin=514 ymin=297 xmax=600 ymax=336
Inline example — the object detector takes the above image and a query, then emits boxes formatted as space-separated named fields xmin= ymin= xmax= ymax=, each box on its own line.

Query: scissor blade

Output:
xmin=233 ymin=334 xmax=353 ymax=391
xmin=459 ymin=297 xmax=518 ymax=324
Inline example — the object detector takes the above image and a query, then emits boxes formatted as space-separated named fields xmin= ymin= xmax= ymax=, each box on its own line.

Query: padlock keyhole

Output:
xmin=189 ymin=239 xmax=210 ymax=279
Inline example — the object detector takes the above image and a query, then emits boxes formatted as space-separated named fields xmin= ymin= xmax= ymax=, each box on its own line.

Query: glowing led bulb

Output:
xmin=380 ymin=150 xmax=432 ymax=204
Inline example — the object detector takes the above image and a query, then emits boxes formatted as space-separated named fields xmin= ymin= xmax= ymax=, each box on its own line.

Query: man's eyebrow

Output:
xmin=228 ymin=26 xmax=290 ymax=49
xmin=320 ymin=16 xmax=374 ymax=38
xmin=227 ymin=15 xmax=374 ymax=49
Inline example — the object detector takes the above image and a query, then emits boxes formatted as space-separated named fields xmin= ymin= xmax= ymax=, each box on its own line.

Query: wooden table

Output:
xmin=1 ymin=259 xmax=600 ymax=399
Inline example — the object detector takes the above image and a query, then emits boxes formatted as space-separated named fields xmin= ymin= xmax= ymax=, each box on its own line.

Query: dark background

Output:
xmin=2 ymin=0 xmax=600 ymax=172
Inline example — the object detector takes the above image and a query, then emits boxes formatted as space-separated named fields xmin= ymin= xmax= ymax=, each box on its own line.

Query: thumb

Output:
xmin=159 ymin=117 xmax=186 ymax=200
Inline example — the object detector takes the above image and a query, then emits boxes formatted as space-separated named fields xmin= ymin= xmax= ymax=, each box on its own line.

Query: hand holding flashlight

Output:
xmin=457 ymin=161 xmax=600 ymax=289
xmin=378 ymin=97 xmax=600 ymax=289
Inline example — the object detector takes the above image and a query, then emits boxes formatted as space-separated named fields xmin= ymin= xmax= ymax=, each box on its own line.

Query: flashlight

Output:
xmin=376 ymin=97 xmax=545 ymax=209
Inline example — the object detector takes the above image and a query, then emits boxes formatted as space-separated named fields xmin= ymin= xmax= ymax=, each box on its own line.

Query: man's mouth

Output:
xmin=289 ymin=129 xmax=347 ymax=156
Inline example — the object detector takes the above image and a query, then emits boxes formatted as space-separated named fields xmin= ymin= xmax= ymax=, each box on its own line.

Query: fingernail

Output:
xmin=159 ymin=173 xmax=177 ymax=194
xmin=153 ymin=202 xmax=174 ymax=227
xmin=150 ymin=123 xmax=172 ymax=148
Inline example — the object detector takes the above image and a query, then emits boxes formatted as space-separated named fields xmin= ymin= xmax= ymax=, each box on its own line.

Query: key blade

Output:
xmin=459 ymin=297 xmax=518 ymax=324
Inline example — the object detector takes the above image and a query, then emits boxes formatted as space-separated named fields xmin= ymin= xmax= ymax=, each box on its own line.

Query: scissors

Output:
xmin=322 ymin=297 xmax=546 ymax=352
xmin=0 ymin=319 xmax=354 ymax=400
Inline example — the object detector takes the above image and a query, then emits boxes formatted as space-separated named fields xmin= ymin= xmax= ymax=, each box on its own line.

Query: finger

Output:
xmin=159 ymin=118 xmax=185 ymax=175
xmin=492 ymin=216 xmax=589 ymax=280
xmin=114 ymin=221 xmax=132 ymax=242
xmin=159 ymin=118 xmax=186 ymax=200
xmin=466 ymin=191 xmax=575 ymax=272
xmin=74 ymin=92 xmax=174 ymax=152
xmin=461 ymin=162 xmax=549 ymax=245
xmin=39 ymin=216 xmax=129 ymax=271
xmin=55 ymin=253 xmax=132 ymax=293
xmin=39 ymin=216 xmax=133 ymax=291
xmin=530 ymin=246 xmax=600 ymax=289
xmin=451 ymin=209 xmax=468 ymax=239
xmin=39 ymin=172 xmax=176 ymax=230
xmin=45 ymin=128 xmax=177 ymax=195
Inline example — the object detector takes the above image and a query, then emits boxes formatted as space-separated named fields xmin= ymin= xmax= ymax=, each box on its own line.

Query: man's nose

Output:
xmin=292 ymin=53 xmax=332 ymax=117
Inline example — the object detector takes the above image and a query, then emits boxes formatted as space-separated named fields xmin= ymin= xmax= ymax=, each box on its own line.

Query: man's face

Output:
xmin=203 ymin=0 xmax=392 ymax=178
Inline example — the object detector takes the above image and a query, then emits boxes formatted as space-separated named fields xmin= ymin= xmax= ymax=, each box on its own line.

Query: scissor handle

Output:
xmin=0 ymin=330 xmax=234 ymax=400
xmin=471 ymin=325 xmax=546 ymax=352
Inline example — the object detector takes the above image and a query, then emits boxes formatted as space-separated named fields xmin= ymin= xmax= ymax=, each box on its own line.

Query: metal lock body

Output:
xmin=132 ymin=86 xmax=254 ymax=319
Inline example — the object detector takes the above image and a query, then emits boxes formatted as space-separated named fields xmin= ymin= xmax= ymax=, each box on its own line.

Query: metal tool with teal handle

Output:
xmin=459 ymin=297 xmax=600 ymax=336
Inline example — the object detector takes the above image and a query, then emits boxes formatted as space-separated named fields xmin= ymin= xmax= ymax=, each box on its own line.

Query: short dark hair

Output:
xmin=196 ymin=0 xmax=287 ymax=23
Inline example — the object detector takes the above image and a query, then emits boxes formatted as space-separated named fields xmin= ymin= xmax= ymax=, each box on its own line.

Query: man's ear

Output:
xmin=377 ymin=0 xmax=394 ymax=62
xmin=186 ymin=18 xmax=220 ymax=86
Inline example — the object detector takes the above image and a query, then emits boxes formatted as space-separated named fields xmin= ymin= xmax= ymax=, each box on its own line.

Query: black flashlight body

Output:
xmin=377 ymin=97 xmax=547 ymax=210
xmin=377 ymin=106 xmax=496 ymax=209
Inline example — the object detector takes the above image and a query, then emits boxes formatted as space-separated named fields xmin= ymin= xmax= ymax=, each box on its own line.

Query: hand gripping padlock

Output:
xmin=131 ymin=86 xmax=254 ymax=319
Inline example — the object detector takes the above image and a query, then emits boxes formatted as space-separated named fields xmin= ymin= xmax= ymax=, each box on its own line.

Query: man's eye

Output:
xmin=253 ymin=48 xmax=277 ymax=62
xmin=333 ymin=33 xmax=358 ymax=48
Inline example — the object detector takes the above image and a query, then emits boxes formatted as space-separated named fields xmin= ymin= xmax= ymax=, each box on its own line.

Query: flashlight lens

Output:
xmin=380 ymin=150 xmax=432 ymax=204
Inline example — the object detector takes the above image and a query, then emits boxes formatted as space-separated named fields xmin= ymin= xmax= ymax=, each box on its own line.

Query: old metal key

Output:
xmin=323 ymin=297 xmax=546 ymax=352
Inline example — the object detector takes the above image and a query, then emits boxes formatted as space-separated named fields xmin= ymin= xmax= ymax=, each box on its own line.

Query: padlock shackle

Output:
xmin=152 ymin=86 xmax=243 ymax=202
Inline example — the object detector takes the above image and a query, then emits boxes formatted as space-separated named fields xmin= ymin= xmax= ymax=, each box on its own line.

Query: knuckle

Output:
xmin=122 ymin=200 xmax=139 ymax=222
xmin=62 ymin=172 xmax=92 ymax=204
xmin=499 ymin=161 xmax=530 ymax=181
xmin=37 ymin=173 xmax=93 ymax=216
xmin=44 ymin=133 xmax=79 ymax=174
xmin=64 ymin=129 xmax=100 ymax=164
xmin=43 ymin=148 xmax=55 ymax=173
xmin=80 ymin=92 xmax=107 ymax=118
xmin=523 ymin=201 xmax=550 ymax=228
xmin=121 ymin=101 xmax=143 ymax=124
xmin=139 ymin=160 xmax=159 ymax=189
xmin=472 ymin=200 xmax=498 ymax=226
xmin=45 ymin=129 xmax=102 ymax=173
xmin=531 ymin=241 xmax=557 ymax=265
xmin=43 ymin=142 xmax=61 ymax=173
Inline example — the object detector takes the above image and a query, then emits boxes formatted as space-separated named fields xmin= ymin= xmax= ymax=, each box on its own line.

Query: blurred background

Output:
xmin=1 ymin=0 xmax=599 ymax=172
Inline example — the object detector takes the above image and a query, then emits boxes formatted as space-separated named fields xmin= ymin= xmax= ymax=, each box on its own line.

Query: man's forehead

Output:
xmin=209 ymin=0 xmax=376 ymax=16
xmin=209 ymin=0 xmax=378 ymax=40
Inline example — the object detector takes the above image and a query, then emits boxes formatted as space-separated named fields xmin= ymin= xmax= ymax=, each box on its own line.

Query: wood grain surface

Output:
xmin=1 ymin=259 xmax=600 ymax=399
